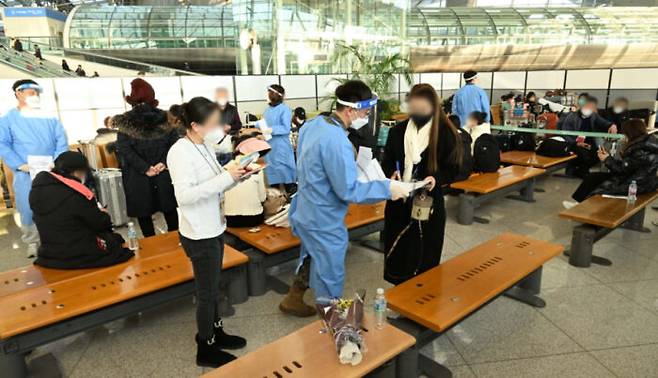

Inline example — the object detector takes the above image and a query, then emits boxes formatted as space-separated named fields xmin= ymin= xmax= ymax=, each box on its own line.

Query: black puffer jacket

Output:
xmin=594 ymin=134 xmax=658 ymax=196
xmin=114 ymin=104 xmax=179 ymax=217
xmin=30 ymin=171 xmax=134 ymax=269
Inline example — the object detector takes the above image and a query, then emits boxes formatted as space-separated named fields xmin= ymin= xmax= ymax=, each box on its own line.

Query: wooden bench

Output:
xmin=559 ymin=191 xmax=658 ymax=267
xmin=385 ymin=233 xmax=563 ymax=377
xmin=0 ymin=234 xmax=249 ymax=377
xmin=450 ymin=165 xmax=546 ymax=225
xmin=226 ymin=202 xmax=385 ymax=296
xmin=203 ymin=313 xmax=416 ymax=378
xmin=500 ymin=151 xmax=576 ymax=174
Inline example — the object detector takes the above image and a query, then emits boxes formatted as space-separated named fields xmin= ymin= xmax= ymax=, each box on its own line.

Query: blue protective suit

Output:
xmin=262 ymin=103 xmax=296 ymax=185
xmin=289 ymin=115 xmax=390 ymax=303
xmin=452 ymin=83 xmax=491 ymax=127
xmin=0 ymin=109 xmax=68 ymax=226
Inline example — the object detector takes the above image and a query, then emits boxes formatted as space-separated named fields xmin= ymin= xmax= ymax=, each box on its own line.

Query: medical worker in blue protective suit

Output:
xmin=261 ymin=84 xmax=297 ymax=194
xmin=0 ymin=79 xmax=68 ymax=258
xmin=451 ymin=70 xmax=491 ymax=128
xmin=287 ymin=80 xmax=410 ymax=306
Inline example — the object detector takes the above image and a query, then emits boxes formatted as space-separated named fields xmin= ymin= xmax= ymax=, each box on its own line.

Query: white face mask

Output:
xmin=613 ymin=106 xmax=625 ymax=114
xmin=217 ymin=98 xmax=228 ymax=107
xmin=202 ymin=126 xmax=225 ymax=145
xmin=350 ymin=117 xmax=369 ymax=130
xmin=25 ymin=95 xmax=41 ymax=109
xmin=581 ymin=108 xmax=593 ymax=118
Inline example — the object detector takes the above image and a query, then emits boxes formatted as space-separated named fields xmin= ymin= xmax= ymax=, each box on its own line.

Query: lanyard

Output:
xmin=186 ymin=137 xmax=223 ymax=176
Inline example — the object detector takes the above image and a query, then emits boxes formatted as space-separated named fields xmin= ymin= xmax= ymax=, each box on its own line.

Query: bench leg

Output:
xmin=565 ymin=226 xmax=612 ymax=268
xmin=620 ymin=208 xmax=652 ymax=233
xmin=507 ymin=179 xmax=536 ymax=203
xmin=503 ymin=267 xmax=546 ymax=308
xmin=227 ymin=265 xmax=249 ymax=305
xmin=0 ymin=352 xmax=27 ymax=378
xmin=457 ymin=193 xmax=475 ymax=225
xmin=245 ymin=250 xmax=267 ymax=296
xmin=360 ymin=231 xmax=385 ymax=253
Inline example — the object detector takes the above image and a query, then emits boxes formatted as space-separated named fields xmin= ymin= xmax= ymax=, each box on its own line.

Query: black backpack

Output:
xmin=454 ymin=129 xmax=474 ymax=182
xmin=536 ymin=137 xmax=571 ymax=157
xmin=495 ymin=134 xmax=513 ymax=152
xmin=512 ymin=132 xmax=536 ymax=151
xmin=473 ymin=134 xmax=501 ymax=173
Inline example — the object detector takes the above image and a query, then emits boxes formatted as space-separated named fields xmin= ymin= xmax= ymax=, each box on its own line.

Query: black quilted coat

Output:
xmin=593 ymin=134 xmax=658 ymax=196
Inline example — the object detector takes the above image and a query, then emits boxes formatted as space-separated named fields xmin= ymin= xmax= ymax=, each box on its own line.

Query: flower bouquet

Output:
xmin=316 ymin=289 xmax=366 ymax=366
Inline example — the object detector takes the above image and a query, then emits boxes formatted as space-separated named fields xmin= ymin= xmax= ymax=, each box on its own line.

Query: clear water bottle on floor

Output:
xmin=374 ymin=288 xmax=387 ymax=330
xmin=127 ymin=222 xmax=139 ymax=251
xmin=628 ymin=180 xmax=637 ymax=205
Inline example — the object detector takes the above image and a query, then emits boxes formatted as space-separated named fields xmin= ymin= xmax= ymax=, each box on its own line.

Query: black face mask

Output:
xmin=410 ymin=114 xmax=432 ymax=127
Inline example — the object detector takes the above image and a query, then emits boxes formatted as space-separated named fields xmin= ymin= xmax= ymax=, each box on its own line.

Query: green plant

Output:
xmin=324 ymin=43 xmax=412 ymax=120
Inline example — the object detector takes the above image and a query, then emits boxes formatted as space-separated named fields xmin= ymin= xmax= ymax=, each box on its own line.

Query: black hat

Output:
xmin=54 ymin=151 xmax=89 ymax=173
xmin=464 ymin=70 xmax=478 ymax=81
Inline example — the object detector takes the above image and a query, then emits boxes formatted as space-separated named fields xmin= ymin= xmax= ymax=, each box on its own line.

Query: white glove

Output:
xmin=390 ymin=180 xmax=410 ymax=201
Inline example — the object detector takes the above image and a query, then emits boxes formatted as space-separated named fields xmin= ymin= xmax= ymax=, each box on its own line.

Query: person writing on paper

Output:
xmin=564 ymin=119 xmax=658 ymax=207
xmin=382 ymin=83 xmax=463 ymax=284
xmin=0 ymin=79 xmax=68 ymax=258
xmin=261 ymin=84 xmax=297 ymax=194
xmin=287 ymin=80 xmax=409 ymax=307
xmin=167 ymin=97 xmax=247 ymax=368
xmin=30 ymin=151 xmax=134 ymax=269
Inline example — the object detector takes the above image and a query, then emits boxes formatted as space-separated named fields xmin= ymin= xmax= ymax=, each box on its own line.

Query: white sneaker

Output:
xmin=26 ymin=243 xmax=38 ymax=259
xmin=562 ymin=201 xmax=578 ymax=210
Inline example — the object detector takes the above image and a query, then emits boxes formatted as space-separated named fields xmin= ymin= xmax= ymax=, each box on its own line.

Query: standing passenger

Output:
xmin=167 ymin=97 xmax=247 ymax=367
xmin=0 ymin=80 xmax=68 ymax=258
xmin=261 ymin=84 xmax=296 ymax=193
xmin=114 ymin=78 xmax=179 ymax=237
xmin=451 ymin=70 xmax=490 ymax=128
xmin=288 ymin=80 xmax=409 ymax=306
xmin=382 ymin=83 xmax=462 ymax=284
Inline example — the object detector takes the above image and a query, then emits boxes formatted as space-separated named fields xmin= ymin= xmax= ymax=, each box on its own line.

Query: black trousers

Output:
xmin=138 ymin=210 xmax=179 ymax=238
xmin=179 ymin=233 xmax=224 ymax=340
xmin=572 ymin=172 xmax=613 ymax=202
xmin=568 ymin=145 xmax=599 ymax=178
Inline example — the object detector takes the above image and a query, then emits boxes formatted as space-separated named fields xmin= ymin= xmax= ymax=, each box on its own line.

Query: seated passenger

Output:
xmin=601 ymin=97 xmax=631 ymax=133
xmin=30 ymin=151 xmax=134 ymax=269
xmin=224 ymin=137 xmax=270 ymax=228
xmin=464 ymin=111 xmax=491 ymax=153
xmin=558 ymin=96 xmax=616 ymax=177
xmin=566 ymin=119 xmax=658 ymax=206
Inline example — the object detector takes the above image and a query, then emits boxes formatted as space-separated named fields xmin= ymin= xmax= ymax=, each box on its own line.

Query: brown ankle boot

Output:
xmin=279 ymin=283 xmax=316 ymax=317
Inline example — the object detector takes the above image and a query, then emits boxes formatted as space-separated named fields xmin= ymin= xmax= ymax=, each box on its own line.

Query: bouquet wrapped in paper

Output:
xmin=316 ymin=290 xmax=366 ymax=366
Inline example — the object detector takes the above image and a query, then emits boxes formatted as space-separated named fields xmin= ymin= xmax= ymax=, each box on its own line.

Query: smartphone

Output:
xmin=239 ymin=164 xmax=267 ymax=180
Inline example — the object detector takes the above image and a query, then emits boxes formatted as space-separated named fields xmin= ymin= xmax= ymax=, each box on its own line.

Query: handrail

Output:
xmin=63 ymin=49 xmax=201 ymax=76
xmin=491 ymin=125 xmax=624 ymax=139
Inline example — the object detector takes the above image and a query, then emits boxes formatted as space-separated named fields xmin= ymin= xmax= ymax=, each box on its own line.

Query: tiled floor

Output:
xmin=1 ymin=175 xmax=657 ymax=378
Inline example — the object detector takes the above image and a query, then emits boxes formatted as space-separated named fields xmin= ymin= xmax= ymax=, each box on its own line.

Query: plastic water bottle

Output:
xmin=374 ymin=288 xmax=387 ymax=330
xmin=127 ymin=222 xmax=139 ymax=251
xmin=628 ymin=180 xmax=637 ymax=205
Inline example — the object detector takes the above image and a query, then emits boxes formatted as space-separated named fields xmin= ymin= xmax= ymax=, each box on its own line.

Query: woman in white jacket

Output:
xmin=167 ymin=97 xmax=247 ymax=368
xmin=465 ymin=111 xmax=491 ymax=153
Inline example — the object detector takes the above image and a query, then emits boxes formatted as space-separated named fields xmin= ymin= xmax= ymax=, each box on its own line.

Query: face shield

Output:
xmin=336 ymin=95 xmax=378 ymax=134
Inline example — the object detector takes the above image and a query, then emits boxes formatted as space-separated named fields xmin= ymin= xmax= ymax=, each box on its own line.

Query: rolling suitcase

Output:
xmin=93 ymin=168 xmax=129 ymax=226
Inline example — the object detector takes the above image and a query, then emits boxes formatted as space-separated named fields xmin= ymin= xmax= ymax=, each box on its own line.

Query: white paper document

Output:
xmin=27 ymin=155 xmax=53 ymax=180
xmin=356 ymin=147 xmax=386 ymax=182
xmin=255 ymin=119 xmax=273 ymax=141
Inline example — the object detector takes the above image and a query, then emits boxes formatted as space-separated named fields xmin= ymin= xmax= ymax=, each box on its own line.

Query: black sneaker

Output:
xmin=195 ymin=334 xmax=237 ymax=368
xmin=213 ymin=319 xmax=247 ymax=349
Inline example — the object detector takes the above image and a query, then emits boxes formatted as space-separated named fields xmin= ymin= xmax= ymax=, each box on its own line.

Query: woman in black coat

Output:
xmin=114 ymin=83 xmax=179 ymax=237
xmin=30 ymin=152 xmax=133 ymax=269
xmin=570 ymin=119 xmax=658 ymax=203
xmin=381 ymin=83 xmax=463 ymax=285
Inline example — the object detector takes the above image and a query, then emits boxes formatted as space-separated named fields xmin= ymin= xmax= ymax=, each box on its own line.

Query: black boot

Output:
xmin=214 ymin=319 xmax=247 ymax=349
xmin=195 ymin=334 xmax=237 ymax=368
